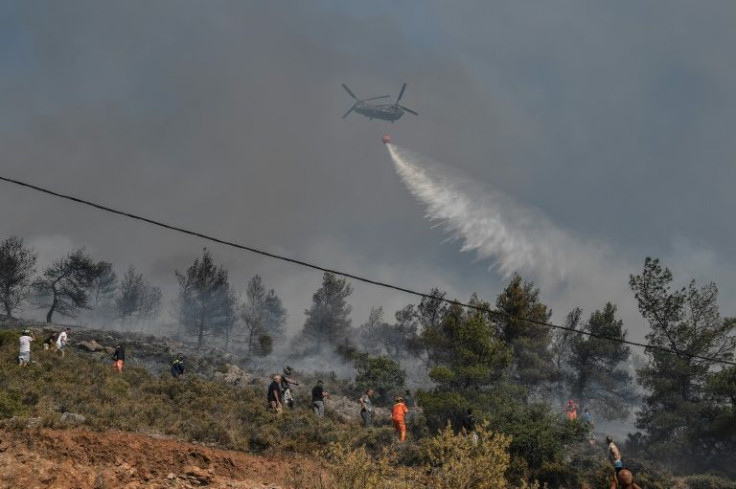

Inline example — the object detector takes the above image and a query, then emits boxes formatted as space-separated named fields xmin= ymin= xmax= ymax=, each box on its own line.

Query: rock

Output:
xmin=60 ymin=412 xmax=86 ymax=425
xmin=213 ymin=364 xmax=253 ymax=387
xmin=77 ymin=340 xmax=105 ymax=352
xmin=183 ymin=465 xmax=214 ymax=485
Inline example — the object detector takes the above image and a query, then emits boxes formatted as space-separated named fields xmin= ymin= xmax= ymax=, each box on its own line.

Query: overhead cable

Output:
xmin=1 ymin=174 xmax=734 ymax=367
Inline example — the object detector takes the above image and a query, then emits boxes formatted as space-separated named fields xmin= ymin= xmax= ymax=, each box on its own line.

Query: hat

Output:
xmin=396 ymin=396 xmax=404 ymax=402
xmin=317 ymin=379 xmax=324 ymax=384
xmin=283 ymin=366 xmax=293 ymax=375
xmin=22 ymin=329 xmax=30 ymax=335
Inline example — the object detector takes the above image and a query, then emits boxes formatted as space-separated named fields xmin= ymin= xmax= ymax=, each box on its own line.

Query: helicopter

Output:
xmin=342 ymin=83 xmax=418 ymax=122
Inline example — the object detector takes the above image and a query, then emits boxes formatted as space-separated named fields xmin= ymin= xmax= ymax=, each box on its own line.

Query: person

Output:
xmin=565 ymin=399 xmax=578 ymax=421
xmin=391 ymin=396 xmax=409 ymax=442
xmin=461 ymin=408 xmax=478 ymax=443
xmin=311 ymin=380 xmax=328 ymax=417
xmin=268 ymin=374 xmax=284 ymax=414
xmin=606 ymin=436 xmax=623 ymax=473
xmin=280 ymin=366 xmax=299 ymax=408
xmin=582 ymin=407 xmax=593 ymax=425
xmin=43 ymin=331 xmax=58 ymax=351
xmin=18 ymin=329 xmax=35 ymax=367
xmin=171 ymin=353 xmax=185 ymax=378
xmin=609 ymin=469 xmax=642 ymax=489
xmin=359 ymin=389 xmax=374 ymax=427
xmin=56 ymin=328 xmax=71 ymax=357
xmin=112 ymin=344 xmax=125 ymax=374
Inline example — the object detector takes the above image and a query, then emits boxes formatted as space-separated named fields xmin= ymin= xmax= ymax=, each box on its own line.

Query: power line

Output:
xmin=1 ymin=174 xmax=734 ymax=367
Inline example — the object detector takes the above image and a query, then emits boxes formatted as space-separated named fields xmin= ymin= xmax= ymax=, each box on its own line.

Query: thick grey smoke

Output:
xmin=387 ymin=143 xmax=644 ymax=338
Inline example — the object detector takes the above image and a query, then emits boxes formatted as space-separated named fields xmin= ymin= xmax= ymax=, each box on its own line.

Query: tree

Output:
xmin=359 ymin=306 xmax=417 ymax=357
xmin=406 ymin=288 xmax=450 ymax=366
xmin=32 ymin=248 xmax=104 ymax=323
xmin=175 ymin=248 xmax=237 ymax=348
xmin=241 ymin=274 xmax=287 ymax=355
xmin=566 ymin=303 xmax=634 ymax=418
xmin=301 ymin=272 xmax=353 ymax=352
xmin=0 ymin=236 xmax=37 ymax=319
xmin=90 ymin=262 xmax=118 ymax=311
xmin=115 ymin=265 xmax=162 ymax=325
xmin=494 ymin=274 xmax=555 ymax=395
xmin=353 ymin=353 xmax=406 ymax=406
xmin=417 ymin=295 xmax=511 ymax=430
xmin=629 ymin=257 xmax=736 ymax=474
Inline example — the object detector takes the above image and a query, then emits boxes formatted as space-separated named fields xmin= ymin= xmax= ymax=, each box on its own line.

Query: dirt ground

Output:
xmin=0 ymin=427 xmax=324 ymax=489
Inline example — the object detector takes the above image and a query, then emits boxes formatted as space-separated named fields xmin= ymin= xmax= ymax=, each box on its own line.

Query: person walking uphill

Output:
xmin=392 ymin=396 xmax=409 ymax=442
xmin=112 ymin=344 xmax=125 ymax=373
xmin=607 ymin=436 xmax=623 ymax=473
xmin=359 ymin=389 xmax=374 ymax=427
xmin=312 ymin=380 xmax=328 ymax=417
xmin=268 ymin=374 xmax=284 ymax=414
xmin=280 ymin=366 xmax=299 ymax=409
xmin=56 ymin=328 xmax=71 ymax=358
xmin=18 ymin=329 xmax=35 ymax=366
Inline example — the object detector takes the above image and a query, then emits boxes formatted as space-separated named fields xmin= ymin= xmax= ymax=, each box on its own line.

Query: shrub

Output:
xmin=684 ymin=474 xmax=736 ymax=489
xmin=423 ymin=421 xmax=511 ymax=489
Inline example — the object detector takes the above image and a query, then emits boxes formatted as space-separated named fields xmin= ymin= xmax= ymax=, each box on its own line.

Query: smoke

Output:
xmin=386 ymin=143 xmax=641 ymax=338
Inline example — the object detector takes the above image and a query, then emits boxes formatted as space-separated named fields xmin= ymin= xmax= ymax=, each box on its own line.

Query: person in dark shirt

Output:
xmin=268 ymin=374 xmax=283 ymax=413
xmin=311 ymin=380 xmax=328 ymax=417
xmin=112 ymin=344 xmax=125 ymax=374
xmin=171 ymin=353 xmax=185 ymax=378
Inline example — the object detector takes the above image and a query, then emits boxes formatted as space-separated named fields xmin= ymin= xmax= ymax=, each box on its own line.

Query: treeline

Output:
xmin=0 ymin=237 xmax=286 ymax=354
xmin=295 ymin=259 xmax=736 ymax=480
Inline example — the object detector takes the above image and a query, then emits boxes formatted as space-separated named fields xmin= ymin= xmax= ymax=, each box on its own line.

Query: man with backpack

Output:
xmin=280 ymin=366 xmax=299 ymax=409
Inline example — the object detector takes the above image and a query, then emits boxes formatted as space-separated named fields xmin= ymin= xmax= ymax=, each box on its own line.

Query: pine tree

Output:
xmin=301 ymin=272 xmax=353 ymax=352
xmin=175 ymin=249 xmax=236 ymax=348
xmin=0 ymin=236 xmax=37 ymax=319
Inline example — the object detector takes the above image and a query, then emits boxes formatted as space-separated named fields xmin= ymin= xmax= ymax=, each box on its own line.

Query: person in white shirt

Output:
xmin=56 ymin=328 xmax=71 ymax=357
xmin=18 ymin=329 xmax=35 ymax=366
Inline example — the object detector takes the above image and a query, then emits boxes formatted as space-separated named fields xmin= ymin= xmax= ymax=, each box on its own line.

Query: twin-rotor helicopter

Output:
xmin=342 ymin=83 xmax=418 ymax=122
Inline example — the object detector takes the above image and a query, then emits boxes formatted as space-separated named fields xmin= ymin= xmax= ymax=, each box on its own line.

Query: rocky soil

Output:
xmin=0 ymin=427 xmax=322 ymax=489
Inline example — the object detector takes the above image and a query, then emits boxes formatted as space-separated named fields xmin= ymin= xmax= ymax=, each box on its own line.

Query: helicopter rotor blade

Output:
xmin=342 ymin=83 xmax=358 ymax=100
xmin=401 ymin=105 xmax=418 ymax=116
xmin=364 ymin=95 xmax=390 ymax=101
xmin=342 ymin=103 xmax=357 ymax=119
xmin=396 ymin=83 xmax=407 ymax=103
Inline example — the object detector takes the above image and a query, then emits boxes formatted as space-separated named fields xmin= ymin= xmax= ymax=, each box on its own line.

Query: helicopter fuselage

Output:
xmin=354 ymin=103 xmax=405 ymax=122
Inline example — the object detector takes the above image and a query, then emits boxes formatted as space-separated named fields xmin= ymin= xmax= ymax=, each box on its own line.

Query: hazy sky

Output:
xmin=2 ymin=1 xmax=735 ymax=344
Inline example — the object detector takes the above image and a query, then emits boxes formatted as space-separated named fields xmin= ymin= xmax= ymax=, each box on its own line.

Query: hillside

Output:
xmin=0 ymin=427 xmax=312 ymax=488
xmin=2 ymin=321 xmax=733 ymax=489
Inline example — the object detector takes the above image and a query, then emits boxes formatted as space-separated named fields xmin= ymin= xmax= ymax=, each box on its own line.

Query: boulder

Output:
xmin=77 ymin=340 xmax=105 ymax=352
xmin=213 ymin=364 xmax=253 ymax=387
xmin=60 ymin=412 xmax=86 ymax=425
